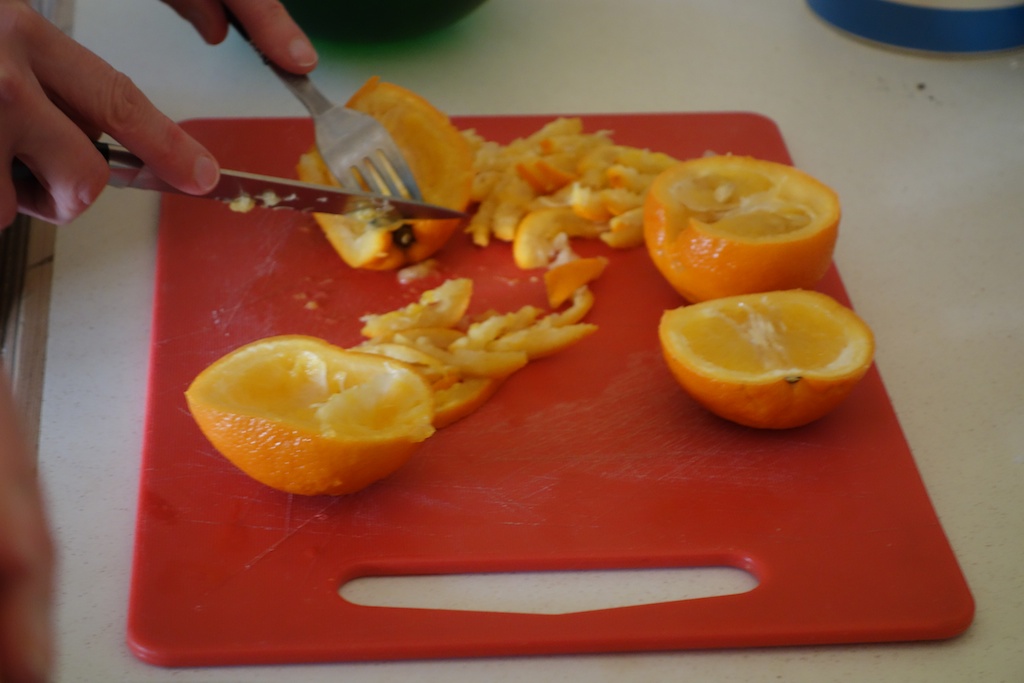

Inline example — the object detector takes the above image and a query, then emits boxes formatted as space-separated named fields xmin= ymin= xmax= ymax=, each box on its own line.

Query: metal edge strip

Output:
xmin=1 ymin=215 xmax=56 ymax=459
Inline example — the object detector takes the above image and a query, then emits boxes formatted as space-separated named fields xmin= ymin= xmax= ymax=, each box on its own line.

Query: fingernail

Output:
xmin=77 ymin=184 xmax=96 ymax=209
xmin=289 ymin=37 xmax=318 ymax=68
xmin=194 ymin=154 xmax=220 ymax=193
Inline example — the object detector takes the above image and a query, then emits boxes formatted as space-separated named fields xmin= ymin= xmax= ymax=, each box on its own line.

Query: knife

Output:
xmin=11 ymin=141 xmax=467 ymax=221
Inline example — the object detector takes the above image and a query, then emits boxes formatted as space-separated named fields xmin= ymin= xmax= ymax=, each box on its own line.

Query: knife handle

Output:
xmin=11 ymin=140 xmax=112 ymax=183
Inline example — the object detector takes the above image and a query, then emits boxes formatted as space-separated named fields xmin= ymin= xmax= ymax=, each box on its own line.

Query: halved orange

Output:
xmin=644 ymin=156 xmax=840 ymax=303
xmin=296 ymin=77 xmax=474 ymax=270
xmin=659 ymin=290 xmax=874 ymax=429
xmin=185 ymin=335 xmax=435 ymax=495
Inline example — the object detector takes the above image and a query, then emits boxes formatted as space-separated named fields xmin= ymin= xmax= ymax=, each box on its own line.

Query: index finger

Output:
xmin=30 ymin=24 xmax=219 ymax=195
xmin=223 ymin=0 xmax=318 ymax=72
xmin=159 ymin=0 xmax=317 ymax=73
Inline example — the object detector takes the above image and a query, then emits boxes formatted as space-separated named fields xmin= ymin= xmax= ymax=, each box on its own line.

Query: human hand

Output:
xmin=160 ymin=0 xmax=318 ymax=72
xmin=0 ymin=0 xmax=316 ymax=227
xmin=0 ymin=372 xmax=53 ymax=683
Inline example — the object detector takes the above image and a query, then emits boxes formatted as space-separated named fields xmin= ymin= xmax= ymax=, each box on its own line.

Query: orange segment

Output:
xmin=515 ymin=157 xmax=577 ymax=194
xmin=549 ymin=285 xmax=596 ymax=325
xmin=384 ymin=327 xmax=465 ymax=350
xmin=463 ymin=117 xmax=679 ymax=260
xmin=600 ymin=207 xmax=645 ymax=249
xmin=412 ymin=344 xmax=529 ymax=379
xmin=658 ymin=290 xmax=874 ymax=429
xmin=296 ymin=77 xmax=474 ymax=270
xmin=544 ymin=256 xmax=608 ymax=308
xmin=185 ymin=335 xmax=435 ymax=495
xmin=486 ymin=318 xmax=597 ymax=360
xmin=296 ymin=151 xmax=399 ymax=269
xmin=356 ymin=326 xmax=511 ymax=429
xmin=354 ymin=338 xmax=504 ymax=429
xmin=346 ymin=77 xmax=473 ymax=212
xmin=434 ymin=377 xmax=503 ymax=429
xmin=512 ymin=207 xmax=607 ymax=269
xmin=360 ymin=278 xmax=473 ymax=338
xmin=350 ymin=277 xmax=599 ymax=426
xmin=354 ymin=341 xmax=461 ymax=390
xmin=643 ymin=156 xmax=840 ymax=303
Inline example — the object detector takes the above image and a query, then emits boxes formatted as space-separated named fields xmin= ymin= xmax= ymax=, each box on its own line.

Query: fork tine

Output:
xmin=334 ymin=170 xmax=366 ymax=195
xmin=353 ymin=153 xmax=418 ymax=201
xmin=377 ymin=148 xmax=423 ymax=202
xmin=369 ymin=151 xmax=412 ymax=199
xmin=353 ymin=157 xmax=395 ymax=198
xmin=228 ymin=15 xmax=430 ymax=205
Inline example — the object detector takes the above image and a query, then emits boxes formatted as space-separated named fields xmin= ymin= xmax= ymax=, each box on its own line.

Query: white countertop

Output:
xmin=39 ymin=0 xmax=1024 ymax=680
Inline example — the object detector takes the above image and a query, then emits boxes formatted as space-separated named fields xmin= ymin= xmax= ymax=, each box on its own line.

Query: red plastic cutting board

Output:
xmin=128 ymin=113 xmax=973 ymax=667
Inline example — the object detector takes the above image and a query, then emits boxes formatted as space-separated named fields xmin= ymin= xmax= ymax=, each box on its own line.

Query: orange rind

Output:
xmin=659 ymin=290 xmax=874 ymax=429
xmin=185 ymin=335 xmax=435 ymax=495
xmin=644 ymin=155 xmax=840 ymax=303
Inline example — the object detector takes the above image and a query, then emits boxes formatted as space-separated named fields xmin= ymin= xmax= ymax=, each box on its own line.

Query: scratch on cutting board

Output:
xmin=240 ymin=496 xmax=341 ymax=571
xmin=184 ymin=496 xmax=344 ymax=604
xmin=207 ymin=223 xmax=293 ymax=334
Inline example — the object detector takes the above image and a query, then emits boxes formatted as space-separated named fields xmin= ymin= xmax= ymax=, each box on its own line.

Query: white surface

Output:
xmin=38 ymin=0 xmax=1023 ymax=680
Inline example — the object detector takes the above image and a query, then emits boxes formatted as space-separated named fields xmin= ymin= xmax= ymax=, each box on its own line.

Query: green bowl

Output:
xmin=281 ymin=0 xmax=490 ymax=43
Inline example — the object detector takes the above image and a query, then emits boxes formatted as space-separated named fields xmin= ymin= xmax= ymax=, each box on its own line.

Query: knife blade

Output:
xmin=12 ymin=141 xmax=467 ymax=221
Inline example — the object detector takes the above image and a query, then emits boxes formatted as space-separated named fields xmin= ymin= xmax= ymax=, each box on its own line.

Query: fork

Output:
xmin=225 ymin=12 xmax=424 ymax=202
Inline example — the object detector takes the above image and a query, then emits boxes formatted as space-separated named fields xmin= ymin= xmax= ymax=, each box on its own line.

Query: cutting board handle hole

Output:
xmin=339 ymin=566 xmax=758 ymax=615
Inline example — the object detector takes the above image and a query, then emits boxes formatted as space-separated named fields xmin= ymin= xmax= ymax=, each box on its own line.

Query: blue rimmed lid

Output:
xmin=807 ymin=0 xmax=1024 ymax=53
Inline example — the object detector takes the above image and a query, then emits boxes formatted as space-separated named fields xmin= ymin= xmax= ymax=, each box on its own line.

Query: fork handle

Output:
xmin=272 ymin=72 xmax=334 ymax=118
xmin=224 ymin=8 xmax=333 ymax=117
